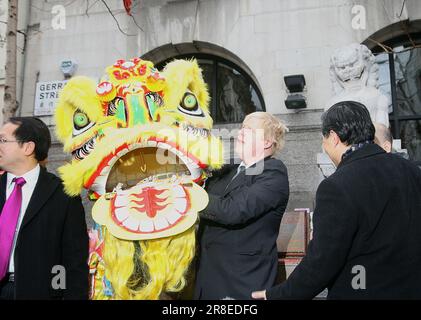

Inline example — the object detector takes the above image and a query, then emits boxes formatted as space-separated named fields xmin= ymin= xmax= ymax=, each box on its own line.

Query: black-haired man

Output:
xmin=0 ymin=117 xmax=89 ymax=300
xmin=253 ymin=101 xmax=421 ymax=299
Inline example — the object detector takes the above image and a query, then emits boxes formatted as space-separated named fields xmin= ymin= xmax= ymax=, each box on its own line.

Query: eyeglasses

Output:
xmin=0 ymin=138 xmax=21 ymax=144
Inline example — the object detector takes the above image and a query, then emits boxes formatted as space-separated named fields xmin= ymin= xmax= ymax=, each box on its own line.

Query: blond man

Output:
xmin=195 ymin=112 xmax=290 ymax=300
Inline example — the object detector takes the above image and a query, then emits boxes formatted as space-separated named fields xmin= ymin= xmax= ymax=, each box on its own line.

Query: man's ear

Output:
xmin=383 ymin=141 xmax=392 ymax=153
xmin=23 ymin=141 xmax=36 ymax=157
xmin=263 ymin=139 xmax=273 ymax=149
xmin=330 ymin=130 xmax=340 ymax=147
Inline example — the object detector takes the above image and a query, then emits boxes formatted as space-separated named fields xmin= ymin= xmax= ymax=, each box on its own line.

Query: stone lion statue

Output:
xmin=327 ymin=43 xmax=390 ymax=127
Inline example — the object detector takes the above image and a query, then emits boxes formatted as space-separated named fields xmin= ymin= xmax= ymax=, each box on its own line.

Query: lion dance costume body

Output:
xmin=54 ymin=58 xmax=223 ymax=299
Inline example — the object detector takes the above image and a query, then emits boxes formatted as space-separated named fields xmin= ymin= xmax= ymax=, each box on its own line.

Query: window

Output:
xmin=157 ymin=54 xmax=265 ymax=124
xmin=375 ymin=47 xmax=421 ymax=161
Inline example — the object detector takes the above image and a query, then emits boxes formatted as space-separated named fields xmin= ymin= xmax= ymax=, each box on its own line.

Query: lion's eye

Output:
xmin=182 ymin=93 xmax=197 ymax=110
xmin=73 ymin=111 xmax=95 ymax=136
xmin=74 ymin=112 xmax=89 ymax=129
xmin=178 ymin=91 xmax=204 ymax=117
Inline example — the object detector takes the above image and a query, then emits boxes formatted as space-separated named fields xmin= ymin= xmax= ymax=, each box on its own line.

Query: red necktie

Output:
xmin=0 ymin=177 xmax=26 ymax=280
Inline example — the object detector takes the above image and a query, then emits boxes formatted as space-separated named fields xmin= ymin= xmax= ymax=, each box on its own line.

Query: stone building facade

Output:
xmin=3 ymin=0 xmax=421 ymax=217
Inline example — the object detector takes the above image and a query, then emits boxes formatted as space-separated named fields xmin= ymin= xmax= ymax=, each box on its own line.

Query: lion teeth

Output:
xmin=117 ymin=148 xmax=129 ymax=158
xmin=114 ymin=195 xmax=129 ymax=207
xmin=100 ymin=165 xmax=111 ymax=176
xmin=122 ymin=216 xmax=140 ymax=231
xmin=147 ymin=140 xmax=157 ymax=147
xmin=138 ymin=220 xmax=154 ymax=232
xmin=115 ymin=207 xmax=129 ymax=222
xmin=181 ymin=124 xmax=209 ymax=137
xmin=71 ymin=135 xmax=97 ymax=161
xmin=154 ymin=217 xmax=169 ymax=231
xmin=165 ymin=211 xmax=182 ymax=224
xmin=174 ymin=198 xmax=187 ymax=213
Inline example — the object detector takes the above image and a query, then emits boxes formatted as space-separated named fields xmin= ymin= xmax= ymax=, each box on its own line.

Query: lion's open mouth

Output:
xmin=105 ymin=146 xmax=195 ymax=192
xmin=89 ymin=138 xmax=207 ymax=239
xmin=87 ymin=138 xmax=204 ymax=196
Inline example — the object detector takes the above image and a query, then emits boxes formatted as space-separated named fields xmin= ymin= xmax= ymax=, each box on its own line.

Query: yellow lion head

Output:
xmin=55 ymin=58 xmax=223 ymax=299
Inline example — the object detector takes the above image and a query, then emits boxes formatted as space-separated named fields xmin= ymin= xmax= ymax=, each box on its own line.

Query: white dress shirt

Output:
xmin=5 ymin=164 xmax=40 ymax=272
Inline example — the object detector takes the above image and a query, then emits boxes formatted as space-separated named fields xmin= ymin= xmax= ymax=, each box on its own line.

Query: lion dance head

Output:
xmin=54 ymin=58 xmax=223 ymax=299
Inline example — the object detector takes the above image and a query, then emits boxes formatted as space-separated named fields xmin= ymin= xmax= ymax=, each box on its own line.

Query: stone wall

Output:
xmin=18 ymin=0 xmax=421 ymax=222
xmin=19 ymin=0 xmax=421 ymax=121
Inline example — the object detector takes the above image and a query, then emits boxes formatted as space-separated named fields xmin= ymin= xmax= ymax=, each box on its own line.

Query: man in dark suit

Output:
xmin=194 ymin=112 xmax=290 ymax=300
xmin=0 ymin=117 xmax=89 ymax=300
xmin=253 ymin=101 xmax=421 ymax=300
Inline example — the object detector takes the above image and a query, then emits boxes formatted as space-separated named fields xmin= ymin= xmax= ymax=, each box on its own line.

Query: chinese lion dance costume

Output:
xmin=54 ymin=58 xmax=223 ymax=299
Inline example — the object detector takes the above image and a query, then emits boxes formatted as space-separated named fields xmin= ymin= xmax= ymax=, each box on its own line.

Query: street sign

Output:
xmin=34 ymin=80 xmax=67 ymax=116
